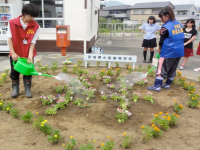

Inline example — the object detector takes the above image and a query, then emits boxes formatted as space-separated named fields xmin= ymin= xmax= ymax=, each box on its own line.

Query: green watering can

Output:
xmin=144 ymin=53 xmax=160 ymax=77
xmin=13 ymin=57 xmax=54 ymax=77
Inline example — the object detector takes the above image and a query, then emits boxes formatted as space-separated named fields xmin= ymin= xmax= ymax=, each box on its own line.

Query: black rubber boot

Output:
xmin=23 ymin=79 xmax=32 ymax=98
xmin=11 ymin=80 xmax=19 ymax=98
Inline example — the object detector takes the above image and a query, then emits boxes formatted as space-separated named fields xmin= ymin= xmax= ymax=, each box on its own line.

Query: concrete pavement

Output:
xmin=0 ymin=37 xmax=200 ymax=80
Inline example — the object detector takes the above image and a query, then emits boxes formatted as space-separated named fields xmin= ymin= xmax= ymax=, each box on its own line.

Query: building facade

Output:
xmin=0 ymin=0 xmax=100 ymax=53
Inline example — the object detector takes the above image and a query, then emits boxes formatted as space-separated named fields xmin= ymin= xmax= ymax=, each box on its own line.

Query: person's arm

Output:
xmin=8 ymin=38 xmax=19 ymax=61
xmin=154 ymin=24 xmax=161 ymax=34
xmin=138 ymin=24 xmax=146 ymax=33
xmin=184 ymin=29 xmax=197 ymax=46
xmin=158 ymin=27 xmax=169 ymax=54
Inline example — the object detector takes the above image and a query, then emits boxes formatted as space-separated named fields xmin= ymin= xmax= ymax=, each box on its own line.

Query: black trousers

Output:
xmin=10 ymin=57 xmax=33 ymax=80
xmin=156 ymin=57 xmax=181 ymax=79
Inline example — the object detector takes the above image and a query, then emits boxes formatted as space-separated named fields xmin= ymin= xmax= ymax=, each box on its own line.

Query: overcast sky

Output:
xmin=105 ymin=0 xmax=200 ymax=6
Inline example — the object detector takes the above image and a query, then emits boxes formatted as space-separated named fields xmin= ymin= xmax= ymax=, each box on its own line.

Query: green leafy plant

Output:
xmin=100 ymin=91 xmax=108 ymax=101
xmin=41 ymin=95 xmax=56 ymax=105
xmin=106 ymin=61 xmax=109 ymax=67
xmin=125 ymin=63 xmax=130 ymax=69
xmin=111 ymin=93 xmax=120 ymax=101
xmin=20 ymin=111 xmax=33 ymax=123
xmin=54 ymin=84 xmax=63 ymax=93
xmin=64 ymin=136 xmax=76 ymax=150
xmin=116 ymin=62 xmax=119 ymax=67
xmin=77 ymin=59 xmax=83 ymax=67
xmin=51 ymin=61 xmax=59 ymax=73
xmin=79 ymin=142 xmax=95 ymax=150
xmin=97 ymin=61 xmax=101 ymax=66
xmin=0 ymin=100 xmax=4 ymax=110
xmin=116 ymin=68 xmax=121 ymax=76
xmin=100 ymin=138 xmax=115 ymax=150
xmin=100 ymin=70 xmax=106 ymax=77
xmin=73 ymin=64 xmax=78 ymax=74
xmin=48 ymin=130 xmax=61 ymax=143
xmin=40 ymin=65 xmax=49 ymax=74
xmin=106 ymin=68 xmax=114 ymax=76
xmin=128 ymin=66 xmax=134 ymax=73
xmin=135 ymin=79 xmax=146 ymax=87
xmin=122 ymin=133 xmax=134 ymax=149
xmin=2 ymin=101 xmax=13 ymax=111
xmin=144 ymin=91 xmax=153 ymax=103
xmin=36 ymin=60 xmax=42 ymax=71
xmin=33 ymin=116 xmax=52 ymax=135
xmin=3 ymin=68 xmax=10 ymax=76
xmin=103 ymin=76 xmax=111 ymax=84
xmin=141 ymin=125 xmax=163 ymax=142
xmin=0 ymin=73 xmax=7 ymax=83
xmin=130 ymin=92 xmax=140 ymax=102
xmin=174 ymin=100 xmax=184 ymax=113
xmin=91 ymin=74 xmax=96 ymax=80
xmin=45 ymin=107 xmax=57 ymax=116
xmin=62 ymin=67 xmax=68 ymax=73
xmin=10 ymin=108 xmax=20 ymax=118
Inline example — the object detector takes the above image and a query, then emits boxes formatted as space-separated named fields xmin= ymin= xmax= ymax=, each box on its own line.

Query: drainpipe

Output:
xmin=84 ymin=0 xmax=87 ymax=54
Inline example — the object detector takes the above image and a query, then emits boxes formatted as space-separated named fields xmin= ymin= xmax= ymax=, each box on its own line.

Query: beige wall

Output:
xmin=130 ymin=14 xmax=159 ymax=23
xmin=130 ymin=9 xmax=152 ymax=15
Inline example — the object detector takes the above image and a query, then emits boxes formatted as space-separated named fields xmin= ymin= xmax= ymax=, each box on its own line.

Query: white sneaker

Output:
xmin=180 ymin=66 xmax=184 ymax=70
xmin=194 ymin=68 xmax=200 ymax=72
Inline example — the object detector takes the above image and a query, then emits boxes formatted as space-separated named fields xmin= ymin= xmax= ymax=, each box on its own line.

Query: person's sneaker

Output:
xmin=162 ymin=84 xmax=170 ymax=89
xmin=180 ymin=66 xmax=184 ymax=70
xmin=143 ymin=60 xmax=147 ymax=63
xmin=147 ymin=86 xmax=161 ymax=92
xmin=147 ymin=60 xmax=152 ymax=63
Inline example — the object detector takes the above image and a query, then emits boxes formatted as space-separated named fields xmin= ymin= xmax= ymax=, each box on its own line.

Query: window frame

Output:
xmin=22 ymin=0 xmax=64 ymax=30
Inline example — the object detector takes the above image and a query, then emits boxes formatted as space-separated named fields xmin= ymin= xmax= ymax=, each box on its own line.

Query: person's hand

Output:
xmin=184 ymin=43 xmax=187 ymax=46
xmin=28 ymin=54 xmax=33 ymax=64
xmin=11 ymin=52 xmax=19 ymax=61
xmin=143 ymin=30 xmax=146 ymax=33
xmin=157 ymin=48 xmax=161 ymax=54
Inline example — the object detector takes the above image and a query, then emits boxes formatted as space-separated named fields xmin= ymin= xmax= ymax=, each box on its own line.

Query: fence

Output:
xmin=98 ymin=23 xmax=200 ymax=41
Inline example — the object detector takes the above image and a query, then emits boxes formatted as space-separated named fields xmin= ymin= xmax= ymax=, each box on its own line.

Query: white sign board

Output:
xmin=84 ymin=54 xmax=137 ymax=68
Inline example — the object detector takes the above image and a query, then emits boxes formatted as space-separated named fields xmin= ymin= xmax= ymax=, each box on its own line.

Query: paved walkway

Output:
xmin=0 ymin=37 xmax=200 ymax=80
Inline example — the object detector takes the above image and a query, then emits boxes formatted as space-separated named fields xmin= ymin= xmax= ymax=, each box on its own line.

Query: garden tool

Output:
xmin=13 ymin=57 xmax=65 ymax=81
xmin=144 ymin=53 xmax=160 ymax=78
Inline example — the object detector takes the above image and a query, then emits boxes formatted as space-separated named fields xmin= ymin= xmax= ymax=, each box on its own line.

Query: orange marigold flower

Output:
xmin=176 ymin=115 xmax=179 ymax=117
xmin=166 ymin=113 xmax=169 ymax=116
xmin=174 ymin=100 xmax=176 ymax=103
xmin=179 ymin=105 xmax=183 ymax=108
xmin=188 ymin=94 xmax=191 ymax=96
xmin=156 ymin=128 xmax=160 ymax=132
xmin=108 ymin=136 xmax=110 ymax=139
xmin=101 ymin=143 xmax=104 ymax=147
xmin=164 ymin=116 xmax=167 ymax=119
xmin=159 ymin=112 xmax=162 ymax=115
xmin=123 ymin=132 xmax=126 ymax=136
xmin=155 ymin=114 xmax=159 ymax=117
xmin=173 ymin=113 xmax=176 ymax=116
xmin=191 ymin=91 xmax=194 ymax=93
xmin=141 ymin=125 xmax=145 ymax=129
xmin=192 ymin=97 xmax=195 ymax=99
xmin=111 ymin=139 xmax=113 ymax=141
xmin=151 ymin=124 xmax=155 ymax=127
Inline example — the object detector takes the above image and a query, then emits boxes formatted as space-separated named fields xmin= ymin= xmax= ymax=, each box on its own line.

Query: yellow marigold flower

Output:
xmin=41 ymin=124 xmax=44 ymax=127
xmin=101 ymin=143 xmax=105 ymax=147
xmin=151 ymin=121 xmax=154 ymax=123
xmin=7 ymin=108 xmax=9 ymax=110
xmin=184 ymin=85 xmax=186 ymax=87
xmin=174 ymin=100 xmax=176 ymax=103
xmin=0 ymin=103 xmax=2 ymax=105
xmin=159 ymin=112 xmax=162 ymax=115
xmin=154 ymin=127 xmax=158 ymax=130
xmin=45 ymin=120 xmax=47 ymax=122
xmin=0 ymin=94 xmax=1 ymax=96
xmin=166 ymin=113 xmax=169 ymax=116
xmin=156 ymin=128 xmax=160 ymax=132
xmin=176 ymin=115 xmax=179 ymax=117
xmin=1 ymin=100 xmax=3 ymax=102
xmin=167 ymin=117 xmax=171 ymax=121
xmin=151 ymin=124 xmax=155 ymax=127
xmin=188 ymin=94 xmax=191 ymax=96
xmin=198 ymin=105 xmax=200 ymax=108
xmin=108 ymin=136 xmax=110 ymax=139
xmin=110 ymin=68 xmax=112 ymax=69
xmin=164 ymin=116 xmax=167 ymax=119
xmin=70 ymin=136 xmax=73 ymax=139
xmin=42 ymin=121 xmax=45 ymax=124
xmin=191 ymin=91 xmax=194 ymax=93
xmin=192 ymin=97 xmax=195 ymax=99
xmin=141 ymin=125 xmax=145 ymax=129
xmin=155 ymin=114 xmax=159 ymax=117
xmin=123 ymin=132 xmax=126 ymax=136
xmin=192 ymin=84 xmax=194 ymax=85
xmin=36 ymin=112 xmax=38 ymax=114
xmin=199 ymin=102 xmax=200 ymax=104
xmin=54 ymin=135 xmax=57 ymax=138
xmin=196 ymin=94 xmax=199 ymax=96
xmin=63 ymin=144 xmax=65 ymax=147
xmin=93 ymin=140 xmax=96 ymax=143
xmin=196 ymin=98 xmax=198 ymax=100
xmin=46 ymin=65 xmax=48 ymax=67
xmin=179 ymin=105 xmax=183 ymax=108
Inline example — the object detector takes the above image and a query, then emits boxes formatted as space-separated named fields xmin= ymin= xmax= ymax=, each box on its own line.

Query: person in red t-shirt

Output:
xmin=194 ymin=27 xmax=200 ymax=71
xmin=7 ymin=3 xmax=40 ymax=98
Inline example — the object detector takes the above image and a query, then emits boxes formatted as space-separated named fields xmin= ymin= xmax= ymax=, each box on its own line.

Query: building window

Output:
xmin=22 ymin=0 xmax=64 ymax=29
xmin=192 ymin=12 xmax=195 ymax=15
xmin=141 ymin=10 xmax=146 ymax=14
xmin=134 ymin=10 xmax=139 ymax=14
